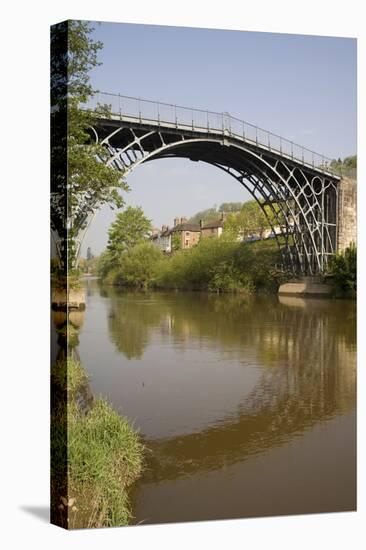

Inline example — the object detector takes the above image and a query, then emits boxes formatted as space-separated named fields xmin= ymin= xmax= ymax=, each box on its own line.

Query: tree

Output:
xmin=329 ymin=155 xmax=357 ymax=177
xmin=51 ymin=21 xmax=128 ymax=270
xmin=171 ymin=233 xmax=181 ymax=251
xmin=223 ymin=200 xmax=272 ymax=241
xmin=115 ymin=243 xmax=163 ymax=289
xmin=97 ymin=250 xmax=115 ymax=280
xmin=218 ymin=202 xmax=243 ymax=213
xmin=107 ymin=206 xmax=152 ymax=261
xmin=189 ymin=207 xmax=218 ymax=225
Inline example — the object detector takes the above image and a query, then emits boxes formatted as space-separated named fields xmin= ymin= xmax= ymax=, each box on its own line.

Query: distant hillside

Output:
xmin=189 ymin=202 xmax=243 ymax=225
xmin=329 ymin=155 xmax=356 ymax=178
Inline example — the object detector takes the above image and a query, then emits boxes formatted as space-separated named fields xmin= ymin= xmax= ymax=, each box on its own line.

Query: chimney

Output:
xmin=200 ymin=219 xmax=203 ymax=229
xmin=221 ymin=212 xmax=226 ymax=222
xmin=174 ymin=217 xmax=180 ymax=227
xmin=181 ymin=217 xmax=187 ymax=225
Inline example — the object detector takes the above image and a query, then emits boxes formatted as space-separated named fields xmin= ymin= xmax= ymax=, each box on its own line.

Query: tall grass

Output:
xmin=51 ymin=358 xmax=144 ymax=529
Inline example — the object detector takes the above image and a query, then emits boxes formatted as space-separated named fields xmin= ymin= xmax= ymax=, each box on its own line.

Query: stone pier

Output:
xmin=278 ymin=276 xmax=333 ymax=297
xmin=337 ymin=177 xmax=357 ymax=252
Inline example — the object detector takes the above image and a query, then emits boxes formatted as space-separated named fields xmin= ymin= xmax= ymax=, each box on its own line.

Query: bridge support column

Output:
xmin=337 ymin=177 xmax=357 ymax=252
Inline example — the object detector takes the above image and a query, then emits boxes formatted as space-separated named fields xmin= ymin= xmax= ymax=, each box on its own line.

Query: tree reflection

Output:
xmin=100 ymin=286 xmax=356 ymax=481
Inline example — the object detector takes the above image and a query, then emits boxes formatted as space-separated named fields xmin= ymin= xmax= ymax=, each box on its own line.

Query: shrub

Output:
xmin=114 ymin=242 xmax=163 ymax=289
xmin=328 ymin=245 xmax=357 ymax=297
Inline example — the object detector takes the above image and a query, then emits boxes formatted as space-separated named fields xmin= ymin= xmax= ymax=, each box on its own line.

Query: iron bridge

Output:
xmin=87 ymin=92 xmax=343 ymax=275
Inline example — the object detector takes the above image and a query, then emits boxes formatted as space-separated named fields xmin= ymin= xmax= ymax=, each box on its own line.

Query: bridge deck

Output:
xmin=88 ymin=91 xmax=342 ymax=180
xmin=103 ymin=112 xmax=341 ymax=181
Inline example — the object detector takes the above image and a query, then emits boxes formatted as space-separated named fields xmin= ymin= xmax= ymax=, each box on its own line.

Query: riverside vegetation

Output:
xmin=51 ymin=357 xmax=144 ymax=528
xmin=96 ymin=204 xmax=356 ymax=297
xmin=327 ymin=244 xmax=357 ymax=298
xmin=98 ymin=237 xmax=288 ymax=293
xmin=97 ymin=203 xmax=291 ymax=293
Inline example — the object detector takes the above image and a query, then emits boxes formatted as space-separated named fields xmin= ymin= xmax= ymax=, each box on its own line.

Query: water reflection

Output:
xmin=52 ymin=308 xmax=94 ymax=412
xmin=78 ymin=283 xmax=356 ymax=521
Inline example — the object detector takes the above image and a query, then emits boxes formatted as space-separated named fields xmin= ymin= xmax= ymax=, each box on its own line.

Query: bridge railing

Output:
xmin=86 ymin=92 xmax=348 ymax=177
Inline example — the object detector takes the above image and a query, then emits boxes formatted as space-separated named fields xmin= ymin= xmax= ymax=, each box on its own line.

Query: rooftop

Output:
xmin=170 ymin=223 xmax=201 ymax=233
xmin=201 ymin=219 xmax=224 ymax=229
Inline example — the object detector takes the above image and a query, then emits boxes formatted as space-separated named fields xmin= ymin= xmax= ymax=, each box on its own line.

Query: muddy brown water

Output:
xmin=77 ymin=280 xmax=356 ymax=524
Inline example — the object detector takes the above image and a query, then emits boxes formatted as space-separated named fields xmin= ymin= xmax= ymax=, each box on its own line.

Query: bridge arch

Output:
xmin=92 ymin=119 xmax=339 ymax=275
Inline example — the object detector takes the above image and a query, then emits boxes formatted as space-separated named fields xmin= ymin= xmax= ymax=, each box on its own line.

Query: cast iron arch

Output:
xmin=90 ymin=119 xmax=339 ymax=275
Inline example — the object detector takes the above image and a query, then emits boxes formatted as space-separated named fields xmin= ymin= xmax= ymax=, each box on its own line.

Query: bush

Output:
xmin=328 ymin=245 xmax=357 ymax=297
xmin=208 ymin=260 xmax=254 ymax=293
xmin=114 ymin=242 xmax=163 ymax=289
xmin=155 ymin=236 xmax=282 ymax=293
xmin=99 ymin=230 xmax=286 ymax=293
xmin=97 ymin=250 xmax=115 ymax=280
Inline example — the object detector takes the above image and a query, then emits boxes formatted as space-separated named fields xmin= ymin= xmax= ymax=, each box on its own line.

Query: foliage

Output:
xmin=67 ymin=399 xmax=143 ymax=528
xmin=189 ymin=207 xmax=219 ymax=225
xmin=171 ymin=232 xmax=182 ymax=251
xmin=113 ymin=243 xmax=163 ymax=289
xmin=51 ymin=21 xmax=128 ymax=269
xmin=155 ymin=236 xmax=283 ymax=293
xmin=189 ymin=202 xmax=243 ymax=225
xmin=51 ymin=358 xmax=143 ymax=528
xmin=329 ymin=155 xmax=357 ymax=178
xmin=107 ymin=206 xmax=152 ymax=262
xmin=99 ymin=206 xmax=288 ymax=293
xmin=218 ymin=202 xmax=243 ymax=213
xmin=223 ymin=199 xmax=281 ymax=241
xmin=328 ymin=245 xmax=357 ymax=297
xmin=208 ymin=260 xmax=254 ymax=293
xmin=97 ymin=250 xmax=115 ymax=280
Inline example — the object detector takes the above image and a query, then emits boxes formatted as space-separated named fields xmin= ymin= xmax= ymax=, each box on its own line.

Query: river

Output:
xmin=77 ymin=280 xmax=356 ymax=524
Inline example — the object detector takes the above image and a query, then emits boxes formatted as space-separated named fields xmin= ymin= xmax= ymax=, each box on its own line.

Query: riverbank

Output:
xmin=51 ymin=358 xmax=144 ymax=529
xmin=99 ymin=237 xmax=290 ymax=294
xmin=97 ymin=239 xmax=356 ymax=299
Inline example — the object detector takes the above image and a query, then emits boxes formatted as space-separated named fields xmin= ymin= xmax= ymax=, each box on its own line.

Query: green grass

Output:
xmin=51 ymin=358 xmax=144 ymax=529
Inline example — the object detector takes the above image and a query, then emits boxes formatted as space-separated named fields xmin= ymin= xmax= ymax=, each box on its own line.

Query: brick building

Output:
xmin=200 ymin=212 xmax=226 ymax=238
xmin=151 ymin=217 xmax=201 ymax=252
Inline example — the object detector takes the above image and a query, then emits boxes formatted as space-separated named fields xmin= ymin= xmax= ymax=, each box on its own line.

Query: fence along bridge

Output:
xmin=87 ymin=92 xmax=355 ymax=275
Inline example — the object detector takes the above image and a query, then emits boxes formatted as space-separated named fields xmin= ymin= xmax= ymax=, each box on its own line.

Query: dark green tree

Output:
xmin=328 ymin=245 xmax=357 ymax=296
xmin=115 ymin=243 xmax=163 ymax=289
xmin=51 ymin=21 xmax=128 ymax=270
xmin=107 ymin=206 xmax=152 ymax=262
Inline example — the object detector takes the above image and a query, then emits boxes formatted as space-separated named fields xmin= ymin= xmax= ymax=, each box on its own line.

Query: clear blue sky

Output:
xmin=81 ymin=21 xmax=356 ymax=255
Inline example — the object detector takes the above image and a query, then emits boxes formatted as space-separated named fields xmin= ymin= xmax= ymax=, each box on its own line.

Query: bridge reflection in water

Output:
xmin=78 ymin=282 xmax=356 ymax=523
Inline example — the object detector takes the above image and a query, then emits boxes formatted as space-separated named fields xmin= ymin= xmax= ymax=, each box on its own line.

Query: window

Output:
xmin=186 ymin=232 xmax=190 ymax=236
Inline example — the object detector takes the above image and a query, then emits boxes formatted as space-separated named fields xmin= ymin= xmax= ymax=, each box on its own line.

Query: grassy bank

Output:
xmin=98 ymin=237 xmax=290 ymax=294
xmin=51 ymin=358 xmax=144 ymax=529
